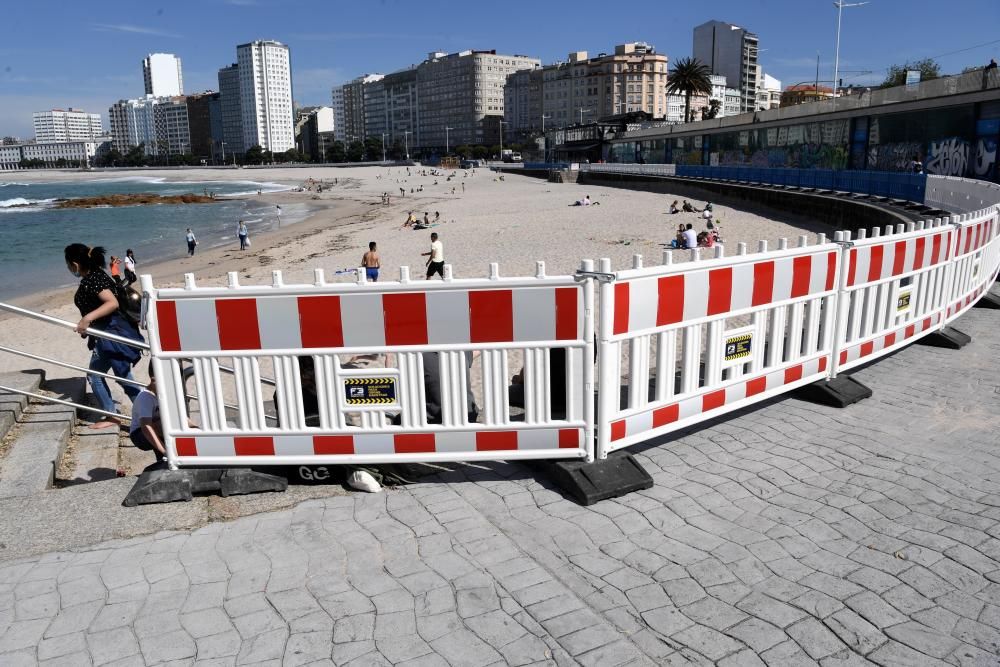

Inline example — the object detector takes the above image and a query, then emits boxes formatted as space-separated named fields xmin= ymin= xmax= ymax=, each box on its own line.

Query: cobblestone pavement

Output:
xmin=1 ymin=305 xmax=999 ymax=666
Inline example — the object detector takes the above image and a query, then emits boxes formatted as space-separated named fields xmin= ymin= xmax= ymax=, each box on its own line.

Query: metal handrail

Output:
xmin=0 ymin=302 xmax=150 ymax=350
xmin=0 ymin=345 xmax=147 ymax=389
xmin=0 ymin=384 xmax=128 ymax=421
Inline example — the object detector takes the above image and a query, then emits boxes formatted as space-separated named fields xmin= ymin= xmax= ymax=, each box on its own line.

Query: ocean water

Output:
xmin=0 ymin=177 xmax=308 ymax=299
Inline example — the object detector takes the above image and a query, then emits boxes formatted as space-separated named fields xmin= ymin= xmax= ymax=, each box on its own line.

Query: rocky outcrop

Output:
xmin=55 ymin=193 xmax=219 ymax=208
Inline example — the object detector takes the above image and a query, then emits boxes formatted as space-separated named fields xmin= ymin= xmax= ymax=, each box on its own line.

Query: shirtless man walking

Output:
xmin=362 ymin=241 xmax=381 ymax=282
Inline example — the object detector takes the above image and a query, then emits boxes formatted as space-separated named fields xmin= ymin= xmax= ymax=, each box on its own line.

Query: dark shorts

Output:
xmin=130 ymin=428 xmax=166 ymax=461
xmin=366 ymin=267 xmax=379 ymax=282
xmin=426 ymin=261 xmax=445 ymax=278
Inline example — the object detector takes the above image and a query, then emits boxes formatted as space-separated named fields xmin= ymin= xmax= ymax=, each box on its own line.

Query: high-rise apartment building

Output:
xmin=32 ymin=109 xmax=104 ymax=142
xmin=418 ymin=50 xmax=540 ymax=148
xmin=186 ymin=92 xmax=220 ymax=159
xmin=505 ymin=43 xmax=667 ymax=136
xmin=109 ymin=96 xmax=159 ymax=154
xmin=383 ymin=68 xmax=420 ymax=149
xmin=143 ymin=53 xmax=184 ymax=97
xmin=236 ymin=40 xmax=295 ymax=153
xmin=217 ymin=64 xmax=244 ymax=158
xmin=296 ymin=107 xmax=335 ymax=160
xmin=339 ymin=74 xmax=383 ymax=143
xmin=330 ymin=86 xmax=345 ymax=141
xmin=503 ymin=68 xmax=543 ymax=139
xmin=693 ymin=20 xmax=759 ymax=114
xmin=109 ymin=95 xmax=191 ymax=156
xmin=154 ymin=98 xmax=191 ymax=155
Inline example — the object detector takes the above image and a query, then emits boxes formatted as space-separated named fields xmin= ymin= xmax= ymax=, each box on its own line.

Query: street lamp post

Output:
xmin=578 ymin=108 xmax=593 ymax=125
xmin=381 ymin=133 xmax=387 ymax=162
xmin=541 ymin=114 xmax=552 ymax=162
xmin=833 ymin=1 xmax=869 ymax=99
xmin=403 ymin=131 xmax=411 ymax=160
xmin=445 ymin=127 xmax=454 ymax=154
xmin=498 ymin=120 xmax=508 ymax=159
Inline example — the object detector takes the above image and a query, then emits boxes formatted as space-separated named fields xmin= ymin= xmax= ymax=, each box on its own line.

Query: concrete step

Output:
xmin=59 ymin=430 xmax=122 ymax=485
xmin=0 ymin=370 xmax=45 ymax=442
xmin=0 ymin=376 xmax=85 ymax=499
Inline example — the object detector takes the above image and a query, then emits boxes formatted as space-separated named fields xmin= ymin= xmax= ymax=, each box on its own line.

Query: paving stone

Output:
xmin=725 ymin=617 xmax=787 ymax=653
xmin=138 ymin=629 xmax=196 ymax=663
xmin=87 ymin=627 xmax=140 ymax=665
xmin=681 ymin=596 xmax=748 ymax=632
xmin=736 ymin=592 xmax=807 ymax=629
xmin=883 ymin=621 xmax=962 ymax=659
xmin=843 ymin=591 xmax=908 ymax=629
xmin=867 ymin=639 xmax=951 ymax=666
xmin=822 ymin=609 xmax=887 ymax=655
xmin=785 ymin=617 xmax=847 ymax=660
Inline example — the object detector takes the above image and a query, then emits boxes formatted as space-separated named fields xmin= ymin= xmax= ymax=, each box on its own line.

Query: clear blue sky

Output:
xmin=2 ymin=0 xmax=999 ymax=138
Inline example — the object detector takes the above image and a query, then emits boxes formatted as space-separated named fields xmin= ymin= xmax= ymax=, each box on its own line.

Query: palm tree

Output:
xmin=667 ymin=58 xmax=713 ymax=123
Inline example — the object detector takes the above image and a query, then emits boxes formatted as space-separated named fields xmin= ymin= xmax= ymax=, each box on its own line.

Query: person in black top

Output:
xmin=65 ymin=244 xmax=145 ymax=429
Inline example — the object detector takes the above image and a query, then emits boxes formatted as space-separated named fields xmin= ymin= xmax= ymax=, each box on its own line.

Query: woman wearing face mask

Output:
xmin=64 ymin=243 xmax=145 ymax=429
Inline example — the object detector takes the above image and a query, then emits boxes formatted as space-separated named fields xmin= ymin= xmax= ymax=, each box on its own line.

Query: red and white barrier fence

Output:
xmin=139 ymin=180 xmax=1000 ymax=472
xmin=140 ymin=261 xmax=596 ymax=469
xmin=595 ymin=237 xmax=840 ymax=456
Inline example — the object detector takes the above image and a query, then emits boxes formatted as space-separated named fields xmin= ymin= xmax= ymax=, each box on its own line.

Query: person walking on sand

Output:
xmin=123 ymin=249 xmax=137 ymax=286
xmin=185 ymin=228 xmax=197 ymax=256
xmin=109 ymin=255 xmax=122 ymax=285
xmin=237 ymin=220 xmax=249 ymax=250
xmin=64 ymin=244 xmax=145 ymax=430
xmin=423 ymin=232 xmax=445 ymax=279
xmin=275 ymin=205 xmax=282 ymax=226
xmin=362 ymin=242 xmax=381 ymax=282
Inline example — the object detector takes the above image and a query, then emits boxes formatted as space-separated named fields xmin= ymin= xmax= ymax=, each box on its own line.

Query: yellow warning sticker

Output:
xmin=344 ymin=377 xmax=397 ymax=405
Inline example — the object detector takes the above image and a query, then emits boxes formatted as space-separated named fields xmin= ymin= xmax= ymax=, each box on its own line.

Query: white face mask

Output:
xmin=68 ymin=266 xmax=81 ymax=278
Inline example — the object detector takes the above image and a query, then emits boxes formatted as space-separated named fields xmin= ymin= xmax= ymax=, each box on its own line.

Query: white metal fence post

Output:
xmin=596 ymin=257 xmax=616 ymax=459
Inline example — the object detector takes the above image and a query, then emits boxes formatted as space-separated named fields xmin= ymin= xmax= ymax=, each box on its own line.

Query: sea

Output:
xmin=0 ymin=176 xmax=308 ymax=299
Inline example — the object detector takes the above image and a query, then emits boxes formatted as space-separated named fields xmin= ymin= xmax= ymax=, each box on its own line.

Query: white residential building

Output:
xmin=143 ymin=53 xmax=184 ymax=97
xmin=237 ymin=40 xmax=295 ymax=153
xmin=0 ymin=145 xmax=22 ymax=170
xmin=20 ymin=140 xmax=101 ymax=166
xmin=756 ymin=72 xmax=782 ymax=110
xmin=708 ymin=75 xmax=742 ymax=118
xmin=109 ymin=95 xmax=190 ymax=156
xmin=32 ymin=109 xmax=104 ymax=143
xmin=693 ymin=20 xmax=760 ymax=114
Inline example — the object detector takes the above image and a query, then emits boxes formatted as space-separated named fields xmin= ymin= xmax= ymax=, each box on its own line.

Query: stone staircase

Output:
xmin=0 ymin=370 xmax=147 ymax=499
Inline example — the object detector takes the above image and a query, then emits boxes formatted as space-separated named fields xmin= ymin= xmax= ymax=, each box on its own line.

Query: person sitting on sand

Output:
xmin=682 ymin=224 xmax=698 ymax=249
xmin=669 ymin=200 xmax=680 ymax=214
xmin=423 ymin=212 xmax=431 ymax=226
xmin=434 ymin=212 xmax=440 ymax=223
xmin=682 ymin=200 xmax=695 ymax=213
xmin=401 ymin=211 xmax=417 ymax=229
xmin=697 ymin=231 xmax=715 ymax=248
xmin=573 ymin=195 xmax=592 ymax=207
xmin=673 ymin=224 xmax=686 ymax=248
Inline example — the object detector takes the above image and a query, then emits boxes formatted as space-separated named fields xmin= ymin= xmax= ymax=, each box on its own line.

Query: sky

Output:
xmin=2 ymin=0 xmax=999 ymax=138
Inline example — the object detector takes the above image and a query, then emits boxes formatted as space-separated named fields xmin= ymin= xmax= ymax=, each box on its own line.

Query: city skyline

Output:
xmin=2 ymin=0 xmax=1000 ymax=138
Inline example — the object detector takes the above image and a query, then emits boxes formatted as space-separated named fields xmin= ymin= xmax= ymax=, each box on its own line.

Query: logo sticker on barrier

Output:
xmin=344 ymin=377 xmax=397 ymax=405
xmin=723 ymin=327 xmax=754 ymax=367
xmin=897 ymin=292 xmax=912 ymax=313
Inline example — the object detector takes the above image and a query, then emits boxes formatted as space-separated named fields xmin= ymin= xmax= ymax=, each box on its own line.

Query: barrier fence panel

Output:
xmin=943 ymin=207 xmax=1000 ymax=324
xmin=831 ymin=219 xmax=957 ymax=374
xmin=596 ymin=236 xmax=841 ymax=457
xmin=140 ymin=262 xmax=595 ymax=469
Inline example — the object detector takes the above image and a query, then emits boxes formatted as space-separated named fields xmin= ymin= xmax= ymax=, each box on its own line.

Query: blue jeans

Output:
xmin=88 ymin=350 xmax=140 ymax=416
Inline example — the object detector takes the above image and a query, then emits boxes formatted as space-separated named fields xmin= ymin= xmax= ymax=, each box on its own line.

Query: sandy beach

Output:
xmin=0 ymin=164 xmax=826 ymax=397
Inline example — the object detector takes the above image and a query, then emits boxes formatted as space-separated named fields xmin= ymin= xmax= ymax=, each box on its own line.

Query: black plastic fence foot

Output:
xmin=543 ymin=451 xmax=653 ymax=506
xmin=917 ymin=326 xmax=971 ymax=349
xmin=794 ymin=375 xmax=872 ymax=408
xmin=123 ymin=467 xmax=287 ymax=507
xmin=973 ymin=291 xmax=1000 ymax=309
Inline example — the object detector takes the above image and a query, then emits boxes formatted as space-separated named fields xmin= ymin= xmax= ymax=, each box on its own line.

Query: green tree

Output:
xmin=346 ymin=140 xmax=365 ymax=162
xmin=124 ymin=144 xmax=147 ymax=167
xmin=364 ymin=136 xmax=384 ymax=161
xmin=667 ymin=57 xmax=713 ymax=123
xmin=880 ymin=59 xmax=941 ymax=88
xmin=471 ymin=145 xmax=489 ymax=160
xmin=327 ymin=141 xmax=347 ymax=163
xmin=702 ymin=99 xmax=722 ymax=120
xmin=245 ymin=145 xmax=265 ymax=165
xmin=388 ymin=139 xmax=405 ymax=160
xmin=101 ymin=148 xmax=124 ymax=167
xmin=454 ymin=144 xmax=472 ymax=158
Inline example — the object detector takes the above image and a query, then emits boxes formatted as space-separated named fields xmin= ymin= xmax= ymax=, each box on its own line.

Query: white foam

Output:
xmin=0 ymin=197 xmax=55 ymax=208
